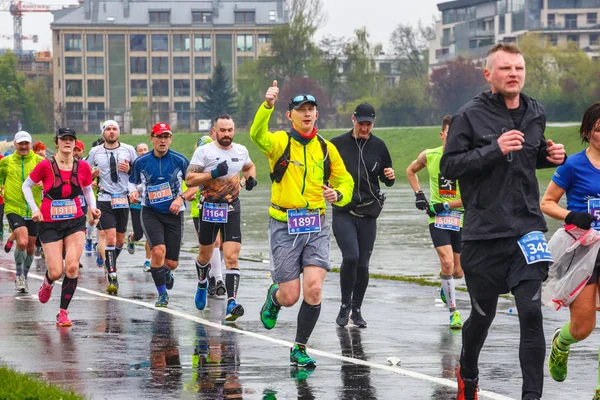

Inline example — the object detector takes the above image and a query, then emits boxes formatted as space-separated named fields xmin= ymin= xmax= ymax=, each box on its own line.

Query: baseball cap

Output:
xmin=151 ymin=122 xmax=172 ymax=136
xmin=14 ymin=131 xmax=32 ymax=143
xmin=56 ymin=127 xmax=77 ymax=139
xmin=289 ymin=94 xmax=317 ymax=111
xmin=353 ymin=103 xmax=376 ymax=123
xmin=75 ymin=140 xmax=85 ymax=151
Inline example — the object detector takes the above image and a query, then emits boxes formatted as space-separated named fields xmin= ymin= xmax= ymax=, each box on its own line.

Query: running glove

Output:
xmin=415 ymin=191 xmax=429 ymax=210
xmin=211 ymin=161 xmax=229 ymax=179
xmin=565 ymin=211 xmax=595 ymax=230
xmin=245 ymin=176 xmax=257 ymax=191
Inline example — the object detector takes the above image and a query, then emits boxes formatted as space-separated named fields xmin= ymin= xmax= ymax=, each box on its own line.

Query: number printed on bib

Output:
xmin=111 ymin=193 xmax=129 ymax=209
xmin=287 ymin=209 xmax=321 ymax=234
xmin=517 ymin=231 xmax=553 ymax=264
xmin=51 ymin=199 xmax=77 ymax=220
xmin=147 ymin=182 xmax=173 ymax=204
xmin=587 ymin=199 xmax=600 ymax=231
xmin=434 ymin=211 xmax=462 ymax=232
xmin=202 ymin=202 xmax=228 ymax=223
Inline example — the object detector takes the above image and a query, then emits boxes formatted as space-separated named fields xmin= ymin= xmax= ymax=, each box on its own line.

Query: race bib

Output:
xmin=51 ymin=199 xmax=77 ymax=220
xmin=147 ymin=183 xmax=173 ymax=204
xmin=518 ymin=231 xmax=553 ymax=264
xmin=587 ymin=199 xmax=600 ymax=231
xmin=111 ymin=193 xmax=129 ymax=209
xmin=202 ymin=202 xmax=228 ymax=223
xmin=287 ymin=209 xmax=321 ymax=234
xmin=434 ymin=211 xmax=462 ymax=232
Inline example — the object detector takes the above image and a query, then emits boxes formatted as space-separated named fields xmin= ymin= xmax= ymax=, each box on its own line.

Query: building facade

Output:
xmin=51 ymin=0 xmax=288 ymax=133
xmin=429 ymin=0 xmax=600 ymax=69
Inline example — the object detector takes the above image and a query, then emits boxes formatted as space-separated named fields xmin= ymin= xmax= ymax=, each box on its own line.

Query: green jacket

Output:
xmin=0 ymin=150 xmax=43 ymax=218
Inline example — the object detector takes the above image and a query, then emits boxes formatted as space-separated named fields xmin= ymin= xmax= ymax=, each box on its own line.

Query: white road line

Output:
xmin=1 ymin=267 xmax=515 ymax=400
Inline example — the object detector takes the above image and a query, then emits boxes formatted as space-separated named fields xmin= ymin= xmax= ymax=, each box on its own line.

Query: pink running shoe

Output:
xmin=38 ymin=280 xmax=54 ymax=304
xmin=56 ymin=309 xmax=72 ymax=327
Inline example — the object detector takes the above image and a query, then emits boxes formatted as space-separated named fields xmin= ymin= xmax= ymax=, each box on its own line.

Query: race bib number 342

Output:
xmin=517 ymin=231 xmax=553 ymax=264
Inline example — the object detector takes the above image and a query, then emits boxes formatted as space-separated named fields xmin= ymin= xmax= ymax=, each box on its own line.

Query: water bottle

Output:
xmin=508 ymin=308 xmax=517 ymax=315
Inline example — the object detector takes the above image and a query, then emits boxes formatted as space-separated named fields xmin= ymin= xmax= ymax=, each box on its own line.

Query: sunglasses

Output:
xmin=291 ymin=94 xmax=316 ymax=104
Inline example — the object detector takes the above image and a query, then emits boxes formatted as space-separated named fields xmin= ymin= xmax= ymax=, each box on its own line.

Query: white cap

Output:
xmin=14 ymin=131 xmax=32 ymax=143
xmin=102 ymin=120 xmax=120 ymax=134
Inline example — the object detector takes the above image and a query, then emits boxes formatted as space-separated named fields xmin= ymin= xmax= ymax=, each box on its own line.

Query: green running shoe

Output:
xmin=260 ymin=284 xmax=281 ymax=330
xmin=155 ymin=293 xmax=169 ymax=308
xmin=548 ymin=328 xmax=570 ymax=382
xmin=290 ymin=344 xmax=316 ymax=369
xmin=449 ymin=311 xmax=463 ymax=330
xmin=440 ymin=286 xmax=447 ymax=304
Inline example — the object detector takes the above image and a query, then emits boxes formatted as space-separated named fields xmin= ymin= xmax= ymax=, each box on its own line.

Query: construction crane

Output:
xmin=0 ymin=1 xmax=71 ymax=55
xmin=0 ymin=33 xmax=38 ymax=43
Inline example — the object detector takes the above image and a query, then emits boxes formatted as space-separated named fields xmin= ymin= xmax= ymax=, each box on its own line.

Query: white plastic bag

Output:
xmin=542 ymin=227 xmax=600 ymax=310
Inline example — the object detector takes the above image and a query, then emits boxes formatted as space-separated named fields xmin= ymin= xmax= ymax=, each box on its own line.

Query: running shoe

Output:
xmin=165 ymin=269 xmax=174 ymax=290
xmin=14 ymin=275 xmax=26 ymax=292
xmin=38 ymin=279 xmax=54 ymax=304
xmin=225 ymin=300 xmax=244 ymax=322
xmin=215 ymin=279 xmax=226 ymax=296
xmin=56 ymin=309 xmax=72 ymax=327
xmin=34 ymin=246 xmax=42 ymax=257
xmin=143 ymin=260 xmax=151 ymax=272
xmin=96 ymin=253 xmax=104 ymax=268
xmin=106 ymin=274 xmax=119 ymax=295
xmin=4 ymin=239 xmax=13 ymax=253
xmin=456 ymin=366 xmax=479 ymax=400
xmin=260 ymin=283 xmax=281 ymax=330
xmin=155 ymin=293 xmax=169 ymax=307
xmin=208 ymin=276 xmax=217 ymax=296
xmin=290 ymin=344 xmax=316 ymax=369
xmin=40 ymin=247 xmax=44 ymax=259
xmin=593 ymin=389 xmax=600 ymax=400
xmin=93 ymin=242 xmax=98 ymax=252
xmin=548 ymin=328 xmax=570 ymax=382
xmin=127 ymin=234 xmax=135 ymax=255
xmin=84 ymin=239 xmax=92 ymax=252
xmin=450 ymin=311 xmax=463 ymax=330
xmin=440 ymin=286 xmax=447 ymax=304
xmin=350 ymin=308 xmax=367 ymax=328
xmin=336 ymin=303 xmax=351 ymax=327
xmin=195 ymin=281 xmax=208 ymax=310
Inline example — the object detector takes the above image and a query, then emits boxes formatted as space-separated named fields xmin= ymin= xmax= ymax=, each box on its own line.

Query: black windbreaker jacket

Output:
xmin=440 ymin=91 xmax=562 ymax=241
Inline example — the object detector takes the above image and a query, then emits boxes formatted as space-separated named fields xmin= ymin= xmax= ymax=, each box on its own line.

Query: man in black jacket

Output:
xmin=440 ymin=43 xmax=566 ymax=400
xmin=330 ymin=103 xmax=395 ymax=328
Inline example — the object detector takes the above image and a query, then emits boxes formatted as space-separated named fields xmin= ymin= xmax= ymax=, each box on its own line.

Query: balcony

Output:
xmin=533 ymin=22 xmax=600 ymax=31
xmin=441 ymin=35 xmax=455 ymax=46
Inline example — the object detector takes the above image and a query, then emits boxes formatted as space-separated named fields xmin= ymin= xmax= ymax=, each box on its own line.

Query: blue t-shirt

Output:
xmin=552 ymin=149 xmax=600 ymax=213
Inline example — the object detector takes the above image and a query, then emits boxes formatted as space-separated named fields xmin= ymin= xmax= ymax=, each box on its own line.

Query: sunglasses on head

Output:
xmin=291 ymin=94 xmax=316 ymax=104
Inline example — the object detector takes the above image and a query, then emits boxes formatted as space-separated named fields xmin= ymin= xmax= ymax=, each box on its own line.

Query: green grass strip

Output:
xmin=0 ymin=366 xmax=85 ymax=400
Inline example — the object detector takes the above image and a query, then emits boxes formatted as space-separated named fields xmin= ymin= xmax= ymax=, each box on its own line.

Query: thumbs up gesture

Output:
xmin=265 ymin=80 xmax=279 ymax=108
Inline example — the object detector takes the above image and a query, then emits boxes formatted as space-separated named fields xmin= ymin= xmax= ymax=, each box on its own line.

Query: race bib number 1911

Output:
xmin=517 ymin=231 xmax=553 ymax=264
xmin=287 ymin=209 xmax=321 ymax=234
xmin=51 ymin=199 xmax=77 ymax=220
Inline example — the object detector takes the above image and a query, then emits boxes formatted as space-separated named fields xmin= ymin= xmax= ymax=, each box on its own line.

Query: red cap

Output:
xmin=75 ymin=140 xmax=85 ymax=150
xmin=151 ymin=122 xmax=172 ymax=135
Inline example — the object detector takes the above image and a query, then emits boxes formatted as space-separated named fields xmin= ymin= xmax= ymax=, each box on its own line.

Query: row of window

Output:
xmin=64 ymin=56 xmax=213 ymax=74
xmin=65 ymin=101 xmax=212 ymax=123
xmin=547 ymin=32 xmax=599 ymax=46
xmin=63 ymin=79 xmax=214 ymax=98
xmin=548 ymin=12 xmax=597 ymax=28
xmin=64 ymin=33 xmax=271 ymax=52
xmin=150 ymin=10 xmax=266 ymax=25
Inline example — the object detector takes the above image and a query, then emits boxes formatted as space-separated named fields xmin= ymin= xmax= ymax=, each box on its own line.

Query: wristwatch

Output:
xmin=335 ymin=190 xmax=343 ymax=202
xmin=179 ymin=194 xmax=186 ymax=201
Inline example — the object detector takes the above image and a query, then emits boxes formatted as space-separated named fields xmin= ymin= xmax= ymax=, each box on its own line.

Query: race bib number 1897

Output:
xmin=287 ymin=209 xmax=321 ymax=235
xmin=517 ymin=231 xmax=553 ymax=264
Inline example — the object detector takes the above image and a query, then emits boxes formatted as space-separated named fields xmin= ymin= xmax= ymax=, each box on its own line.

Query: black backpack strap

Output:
xmin=49 ymin=157 xmax=62 ymax=189
xmin=316 ymin=134 xmax=331 ymax=185
xmin=70 ymin=159 xmax=80 ymax=187
xmin=270 ymin=133 xmax=292 ymax=183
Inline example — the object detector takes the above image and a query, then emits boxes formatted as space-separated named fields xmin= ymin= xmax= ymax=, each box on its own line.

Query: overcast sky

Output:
xmin=0 ymin=0 xmax=441 ymax=53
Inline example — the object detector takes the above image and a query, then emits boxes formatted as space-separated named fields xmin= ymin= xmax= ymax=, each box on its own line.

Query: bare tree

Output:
xmin=389 ymin=21 xmax=434 ymax=81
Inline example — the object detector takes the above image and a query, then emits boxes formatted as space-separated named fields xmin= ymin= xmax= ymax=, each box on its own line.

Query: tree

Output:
xmin=197 ymin=61 xmax=237 ymax=119
xmin=429 ymin=58 xmax=487 ymax=115
xmin=131 ymin=94 xmax=152 ymax=130
xmin=0 ymin=51 xmax=27 ymax=134
xmin=389 ymin=22 xmax=434 ymax=81
xmin=22 ymin=75 xmax=53 ymax=133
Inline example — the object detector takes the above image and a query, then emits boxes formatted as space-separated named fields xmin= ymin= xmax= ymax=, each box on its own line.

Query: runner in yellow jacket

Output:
xmin=250 ymin=80 xmax=353 ymax=369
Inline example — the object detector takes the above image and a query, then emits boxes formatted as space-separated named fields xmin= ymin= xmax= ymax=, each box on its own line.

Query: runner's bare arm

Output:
xmin=241 ymin=161 xmax=256 ymax=180
xmin=185 ymin=164 xmax=211 ymax=187
xmin=405 ymin=151 xmax=427 ymax=193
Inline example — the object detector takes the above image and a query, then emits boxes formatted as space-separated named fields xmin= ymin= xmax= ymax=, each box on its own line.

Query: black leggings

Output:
xmin=460 ymin=279 xmax=545 ymax=399
xmin=130 ymin=208 xmax=144 ymax=242
xmin=332 ymin=211 xmax=377 ymax=309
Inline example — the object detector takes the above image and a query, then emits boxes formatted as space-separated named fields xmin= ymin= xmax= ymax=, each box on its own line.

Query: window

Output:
xmin=237 ymin=34 xmax=253 ymax=52
xmin=88 ymin=102 xmax=105 ymax=124
xmin=65 ymin=57 xmax=82 ymax=74
xmin=152 ymin=57 xmax=169 ymax=74
xmin=237 ymin=56 xmax=252 ymax=66
xmin=235 ymin=11 xmax=255 ymax=24
xmin=66 ymin=102 xmax=83 ymax=121
xmin=152 ymin=80 xmax=169 ymax=96
xmin=548 ymin=33 xmax=558 ymax=46
xmin=565 ymin=14 xmax=577 ymax=29
xmin=499 ymin=15 xmax=505 ymax=33
xmin=469 ymin=39 xmax=478 ymax=49
xmin=379 ymin=62 xmax=391 ymax=75
xmin=258 ymin=34 xmax=271 ymax=44
xmin=590 ymin=33 xmax=599 ymax=46
xmin=192 ymin=11 xmax=212 ymax=24
xmin=173 ymin=34 xmax=190 ymax=52
xmin=130 ymin=57 xmax=147 ymax=74
xmin=87 ymin=34 xmax=103 ymax=51
xmin=194 ymin=34 xmax=211 ymax=51
xmin=269 ymin=10 xmax=276 ymax=22
xmin=195 ymin=79 xmax=209 ymax=96
xmin=567 ymin=34 xmax=579 ymax=43
xmin=64 ymin=34 xmax=82 ymax=51
xmin=131 ymin=80 xmax=148 ymax=97
xmin=173 ymin=80 xmax=190 ymax=96
xmin=130 ymin=34 xmax=147 ymax=51
xmin=149 ymin=11 xmax=170 ymax=24
xmin=442 ymin=28 xmax=452 ymax=45
xmin=65 ymin=80 xmax=83 ymax=96
xmin=194 ymin=57 xmax=211 ymax=74
xmin=173 ymin=57 xmax=190 ymax=74
xmin=152 ymin=34 xmax=168 ymax=51
xmin=175 ymin=102 xmax=191 ymax=123
xmin=88 ymin=79 xmax=104 ymax=97
xmin=547 ymin=13 xmax=555 ymax=27
xmin=87 ymin=57 xmax=104 ymax=74
xmin=588 ymin=13 xmax=597 ymax=25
